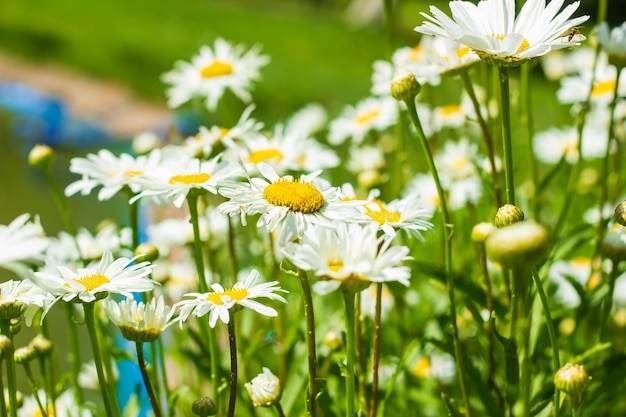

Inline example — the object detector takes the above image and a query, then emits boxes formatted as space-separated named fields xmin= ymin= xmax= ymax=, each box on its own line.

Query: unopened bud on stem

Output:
xmin=390 ymin=72 xmax=421 ymax=102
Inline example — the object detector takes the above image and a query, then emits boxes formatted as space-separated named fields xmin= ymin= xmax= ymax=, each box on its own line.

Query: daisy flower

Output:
xmin=346 ymin=144 xmax=386 ymax=189
xmin=434 ymin=138 xmax=484 ymax=209
xmin=65 ymin=149 xmax=162 ymax=201
xmin=0 ymin=214 xmax=49 ymax=278
xmin=46 ymin=223 xmax=131 ymax=264
xmin=21 ymin=389 xmax=94 ymax=417
xmin=362 ymin=193 xmax=433 ymax=239
xmin=131 ymin=153 xmax=242 ymax=208
xmin=596 ymin=21 xmax=626 ymax=68
xmin=104 ymin=296 xmax=177 ymax=343
xmin=219 ymin=163 xmax=363 ymax=245
xmin=328 ymin=96 xmax=398 ymax=145
xmin=132 ymin=131 xmax=161 ymax=155
xmin=282 ymin=222 xmax=412 ymax=295
xmin=32 ymin=250 xmax=155 ymax=304
xmin=176 ymin=269 xmax=287 ymax=328
xmin=162 ymin=38 xmax=270 ymax=111
xmin=415 ymin=0 xmax=589 ymax=66
xmin=284 ymin=103 xmax=328 ymax=137
xmin=404 ymin=173 xmax=440 ymax=213
xmin=533 ymin=124 xmax=609 ymax=164
xmin=0 ymin=280 xmax=53 ymax=325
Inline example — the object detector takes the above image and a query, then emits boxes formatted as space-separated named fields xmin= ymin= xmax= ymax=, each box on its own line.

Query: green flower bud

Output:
xmin=555 ymin=363 xmax=591 ymax=397
xmin=192 ymin=397 xmax=217 ymax=416
xmin=245 ymin=368 xmax=282 ymax=407
xmin=485 ymin=221 xmax=549 ymax=269
xmin=29 ymin=334 xmax=53 ymax=357
xmin=601 ymin=223 xmax=626 ymax=261
xmin=471 ymin=222 xmax=496 ymax=244
xmin=614 ymin=200 xmax=626 ymax=227
xmin=28 ymin=144 xmax=55 ymax=170
xmin=14 ymin=346 xmax=36 ymax=364
xmin=134 ymin=243 xmax=160 ymax=263
xmin=0 ymin=335 xmax=12 ymax=358
xmin=390 ymin=72 xmax=421 ymax=102
xmin=494 ymin=204 xmax=525 ymax=228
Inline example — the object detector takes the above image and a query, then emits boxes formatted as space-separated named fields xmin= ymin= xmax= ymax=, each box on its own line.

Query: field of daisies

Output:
xmin=2 ymin=0 xmax=626 ymax=416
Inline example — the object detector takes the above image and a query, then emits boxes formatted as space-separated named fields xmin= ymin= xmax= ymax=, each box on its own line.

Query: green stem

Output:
xmin=275 ymin=402 xmax=287 ymax=417
xmin=136 ymin=342 xmax=163 ymax=417
xmin=65 ymin=304 xmax=83 ymax=403
xmin=354 ymin=293 xmax=367 ymax=414
xmin=227 ymin=315 xmax=238 ymax=417
xmin=343 ymin=291 xmax=357 ymax=417
xmin=155 ymin=339 xmax=171 ymax=414
xmin=599 ymin=259 xmax=620 ymax=340
xmin=461 ymin=70 xmax=502 ymax=209
xmin=127 ymin=188 xmax=140 ymax=250
xmin=0 ymin=358 xmax=6 ymax=417
xmin=1 ymin=321 xmax=17 ymax=417
xmin=368 ymin=283 xmax=383 ymax=417
xmin=83 ymin=303 xmax=117 ymax=417
xmin=298 ymin=269 xmax=318 ymax=417
xmin=497 ymin=65 xmax=515 ymax=205
xmin=520 ymin=64 xmax=538 ymax=217
xmin=531 ymin=268 xmax=561 ymax=417
xmin=403 ymin=98 xmax=471 ymax=416
xmin=22 ymin=361 xmax=48 ymax=417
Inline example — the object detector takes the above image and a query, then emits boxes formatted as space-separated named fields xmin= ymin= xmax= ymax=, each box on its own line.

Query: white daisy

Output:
xmin=219 ymin=163 xmax=363 ymax=245
xmin=245 ymin=367 xmax=282 ymax=407
xmin=46 ymin=223 xmax=131 ymax=264
xmin=0 ymin=214 xmax=49 ymax=278
xmin=281 ymin=222 xmax=412 ymax=295
xmin=328 ymin=96 xmax=398 ymax=145
xmin=0 ymin=280 xmax=53 ymax=325
xmin=346 ymin=144 xmax=386 ymax=189
xmin=362 ymin=193 xmax=433 ymax=239
xmin=132 ymin=131 xmax=161 ymax=155
xmin=162 ymin=38 xmax=270 ymax=111
xmin=20 ymin=389 xmax=94 ymax=417
xmin=533 ymin=124 xmax=609 ymax=164
xmin=596 ymin=21 xmax=626 ymax=68
xmin=285 ymin=103 xmax=328 ymax=137
xmin=104 ymin=296 xmax=177 ymax=342
xmin=32 ymin=250 xmax=155 ymax=304
xmin=131 ymin=153 xmax=242 ymax=208
xmin=435 ymin=138 xmax=484 ymax=208
xmin=415 ymin=0 xmax=589 ymax=66
xmin=404 ymin=173 xmax=441 ymax=213
xmin=176 ymin=269 xmax=287 ymax=328
xmin=65 ymin=148 xmax=162 ymax=201
xmin=359 ymin=284 xmax=395 ymax=320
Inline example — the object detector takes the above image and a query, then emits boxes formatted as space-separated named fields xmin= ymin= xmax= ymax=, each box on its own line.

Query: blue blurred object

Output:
xmin=115 ymin=335 xmax=153 ymax=417
xmin=0 ymin=81 xmax=109 ymax=147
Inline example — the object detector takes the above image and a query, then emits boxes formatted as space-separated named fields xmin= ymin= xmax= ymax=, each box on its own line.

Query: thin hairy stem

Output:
xmin=227 ymin=316 xmax=238 ymax=417
xmin=497 ymin=65 xmax=515 ymax=205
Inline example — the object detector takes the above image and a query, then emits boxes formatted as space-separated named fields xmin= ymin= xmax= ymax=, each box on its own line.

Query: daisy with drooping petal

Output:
xmin=32 ymin=250 xmax=155 ymax=304
xmin=104 ymin=296 xmax=177 ymax=343
xmin=282 ymin=222 xmax=412 ymax=295
xmin=328 ymin=96 xmax=398 ymax=145
xmin=65 ymin=149 xmax=162 ymax=201
xmin=131 ymin=153 xmax=242 ymax=208
xmin=415 ymin=0 xmax=589 ymax=67
xmin=362 ymin=193 xmax=433 ymax=239
xmin=162 ymin=38 xmax=270 ymax=111
xmin=0 ymin=214 xmax=49 ymax=278
xmin=219 ymin=163 xmax=363 ymax=245
xmin=176 ymin=269 xmax=287 ymax=328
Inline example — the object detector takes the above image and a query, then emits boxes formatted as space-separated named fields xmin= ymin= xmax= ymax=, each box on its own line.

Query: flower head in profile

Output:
xmin=219 ymin=163 xmax=363 ymax=245
xmin=0 ymin=280 xmax=53 ymax=326
xmin=415 ymin=0 xmax=589 ymax=66
xmin=32 ymin=250 xmax=155 ymax=304
xmin=245 ymin=367 xmax=282 ymax=407
xmin=176 ymin=269 xmax=287 ymax=328
xmin=282 ymin=223 xmax=412 ymax=294
xmin=0 ymin=214 xmax=49 ymax=278
xmin=162 ymin=38 xmax=270 ymax=111
xmin=104 ymin=296 xmax=177 ymax=343
xmin=362 ymin=194 xmax=433 ymax=239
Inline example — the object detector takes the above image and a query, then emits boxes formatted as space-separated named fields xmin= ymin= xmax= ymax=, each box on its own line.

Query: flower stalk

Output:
xmin=0 ymin=321 xmax=18 ymax=417
xmin=342 ymin=290 xmax=357 ymax=417
xmin=227 ymin=314 xmax=238 ymax=417
xmin=136 ymin=341 xmax=163 ymax=417
xmin=298 ymin=268 xmax=318 ymax=417
xmin=498 ymin=65 xmax=516 ymax=205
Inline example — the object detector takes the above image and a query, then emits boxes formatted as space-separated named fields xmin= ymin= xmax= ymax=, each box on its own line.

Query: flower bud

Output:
xmin=245 ymin=367 xmax=282 ymax=407
xmin=14 ymin=346 xmax=36 ymax=364
xmin=555 ymin=363 xmax=591 ymax=397
xmin=132 ymin=131 xmax=160 ymax=155
xmin=485 ymin=221 xmax=549 ymax=269
xmin=601 ymin=223 xmax=626 ymax=261
xmin=494 ymin=204 xmax=525 ymax=228
xmin=471 ymin=222 xmax=496 ymax=244
xmin=192 ymin=397 xmax=217 ymax=416
xmin=28 ymin=144 xmax=55 ymax=170
xmin=134 ymin=243 xmax=160 ymax=263
xmin=390 ymin=72 xmax=421 ymax=102
xmin=29 ymin=334 xmax=53 ymax=357
xmin=615 ymin=200 xmax=626 ymax=227
xmin=0 ymin=335 xmax=12 ymax=358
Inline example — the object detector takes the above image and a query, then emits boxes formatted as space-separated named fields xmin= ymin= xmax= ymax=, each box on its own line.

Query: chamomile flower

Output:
xmin=32 ymin=250 xmax=155 ymax=304
xmin=282 ymin=223 xmax=412 ymax=294
xmin=104 ymin=296 xmax=177 ymax=343
xmin=362 ymin=193 xmax=433 ymax=239
xmin=328 ymin=96 xmax=398 ymax=145
xmin=415 ymin=0 xmax=589 ymax=66
xmin=0 ymin=214 xmax=49 ymax=278
xmin=47 ymin=224 xmax=131 ymax=264
xmin=346 ymin=144 xmax=386 ymax=189
xmin=219 ymin=163 xmax=363 ymax=245
xmin=20 ymin=389 xmax=93 ymax=417
xmin=65 ymin=149 xmax=162 ymax=200
xmin=596 ymin=21 xmax=626 ymax=68
xmin=162 ymin=38 xmax=270 ymax=111
xmin=176 ymin=269 xmax=287 ymax=328
xmin=435 ymin=138 xmax=484 ymax=209
xmin=404 ymin=173 xmax=440 ymax=213
xmin=285 ymin=103 xmax=328 ymax=137
xmin=0 ymin=280 xmax=53 ymax=325
xmin=533 ymin=124 xmax=609 ymax=164
xmin=131 ymin=154 xmax=242 ymax=208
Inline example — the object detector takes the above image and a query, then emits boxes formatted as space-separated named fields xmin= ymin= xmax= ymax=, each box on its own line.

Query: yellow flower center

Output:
xmin=412 ymin=357 xmax=432 ymax=378
xmin=123 ymin=169 xmax=142 ymax=178
xmin=452 ymin=156 xmax=470 ymax=171
xmin=456 ymin=46 xmax=472 ymax=59
xmin=408 ymin=45 xmax=424 ymax=62
xmin=328 ymin=260 xmax=344 ymax=272
xmin=168 ymin=173 xmax=211 ymax=185
xmin=73 ymin=273 xmax=110 ymax=291
xmin=365 ymin=200 xmax=401 ymax=224
xmin=489 ymin=34 xmax=530 ymax=54
xmin=219 ymin=127 xmax=230 ymax=137
xmin=439 ymin=104 xmax=462 ymax=117
xmin=355 ymin=110 xmax=380 ymax=126
xmin=591 ymin=79 xmax=616 ymax=97
xmin=247 ymin=149 xmax=284 ymax=164
xmin=200 ymin=61 xmax=233 ymax=78
xmin=206 ymin=288 xmax=250 ymax=304
xmin=562 ymin=140 xmax=578 ymax=154
xmin=263 ymin=179 xmax=325 ymax=213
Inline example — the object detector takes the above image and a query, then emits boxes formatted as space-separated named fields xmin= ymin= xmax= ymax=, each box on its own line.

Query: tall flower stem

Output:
xmin=275 ymin=402 xmax=287 ymax=417
xmin=497 ymin=65 xmax=516 ymax=205
xmin=0 ymin=321 xmax=18 ymax=417
xmin=126 ymin=189 xmax=140 ymax=250
xmin=65 ymin=304 xmax=83 ymax=403
xmin=227 ymin=315 xmax=238 ymax=417
xmin=83 ymin=303 xmax=118 ymax=417
xmin=0 ymin=357 xmax=6 ymax=417
xmin=342 ymin=291 xmax=357 ymax=417
xmin=461 ymin=70 xmax=502 ymax=208
xmin=368 ymin=283 xmax=383 ymax=417
xmin=599 ymin=259 xmax=620 ymax=340
xmin=403 ymin=97 xmax=471 ymax=416
xmin=22 ymin=361 xmax=48 ymax=417
xmin=136 ymin=341 xmax=163 ymax=417
xmin=531 ymin=268 xmax=561 ymax=417
xmin=520 ymin=64 xmax=538 ymax=217
xmin=298 ymin=269 xmax=318 ymax=417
